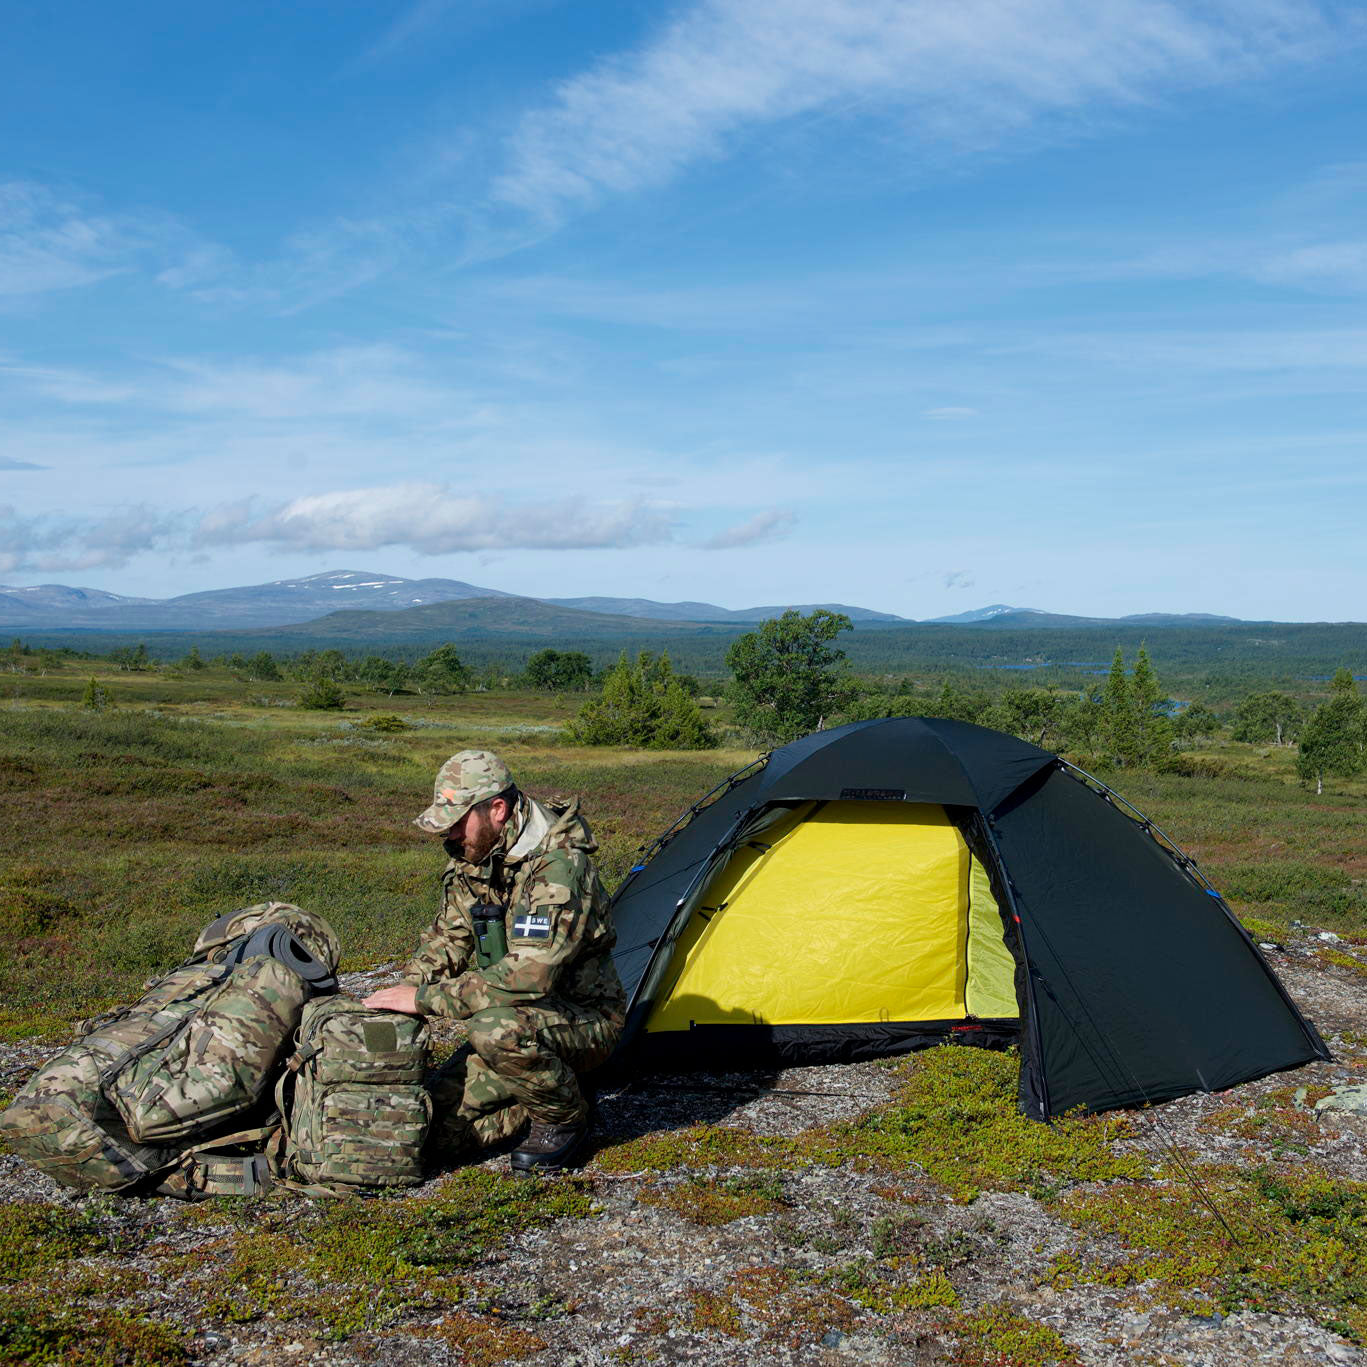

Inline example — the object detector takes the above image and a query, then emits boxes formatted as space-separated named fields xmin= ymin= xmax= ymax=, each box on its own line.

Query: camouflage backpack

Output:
xmin=271 ymin=996 xmax=431 ymax=1195
xmin=0 ymin=903 xmax=339 ymax=1193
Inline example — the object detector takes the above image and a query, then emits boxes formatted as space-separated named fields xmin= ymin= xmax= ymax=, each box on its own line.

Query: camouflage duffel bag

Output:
xmin=0 ymin=902 xmax=339 ymax=1193
xmin=273 ymin=997 xmax=431 ymax=1195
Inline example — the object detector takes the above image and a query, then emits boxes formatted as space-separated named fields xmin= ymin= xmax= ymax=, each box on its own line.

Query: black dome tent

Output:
xmin=608 ymin=717 xmax=1328 ymax=1120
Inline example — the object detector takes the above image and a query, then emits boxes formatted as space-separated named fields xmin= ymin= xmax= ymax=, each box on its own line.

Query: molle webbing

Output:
xmin=273 ymin=997 xmax=431 ymax=1195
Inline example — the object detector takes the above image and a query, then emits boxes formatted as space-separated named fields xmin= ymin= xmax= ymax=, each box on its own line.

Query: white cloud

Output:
xmin=924 ymin=406 xmax=979 ymax=420
xmin=943 ymin=569 xmax=976 ymax=589
xmin=703 ymin=507 xmax=796 ymax=549
xmin=492 ymin=0 xmax=1336 ymax=222
xmin=0 ymin=503 xmax=182 ymax=573
xmin=0 ymin=482 xmax=676 ymax=574
xmin=196 ymin=483 xmax=674 ymax=553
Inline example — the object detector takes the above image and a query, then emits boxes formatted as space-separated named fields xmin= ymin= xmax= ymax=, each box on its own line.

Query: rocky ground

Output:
xmin=3 ymin=933 xmax=1367 ymax=1367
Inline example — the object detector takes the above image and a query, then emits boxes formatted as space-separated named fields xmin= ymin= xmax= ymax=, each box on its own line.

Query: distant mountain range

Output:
xmin=0 ymin=568 xmax=1251 ymax=637
xmin=543 ymin=596 xmax=907 ymax=624
xmin=0 ymin=570 xmax=910 ymax=632
xmin=930 ymin=605 xmax=1244 ymax=630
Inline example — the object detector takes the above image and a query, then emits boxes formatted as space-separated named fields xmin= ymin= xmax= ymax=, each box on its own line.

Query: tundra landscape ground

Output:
xmin=2 ymin=666 xmax=1367 ymax=1366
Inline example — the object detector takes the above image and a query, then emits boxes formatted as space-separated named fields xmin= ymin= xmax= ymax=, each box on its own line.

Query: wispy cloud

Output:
xmin=0 ymin=456 xmax=45 ymax=470
xmin=0 ymin=345 xmax=485 ymax=425
xmin=1254 ymin=241 xmax=1367 ymax=292
xmin=924 ymin=406 xmax=978 ymax=420
xmin=943 ymin=569 xmax=975 ymax=590
xmin=703 ymin=507 xmax=796 ymax=549
xmin=492 ymin=0 xmax=1337 ymax=223
xmin=0 ymin=181 xmax=218 ymax=302
xmin=0 ymin=182 xmax=140 ymax=298
xmin=345 ymin=0 xmax=561 ymax=75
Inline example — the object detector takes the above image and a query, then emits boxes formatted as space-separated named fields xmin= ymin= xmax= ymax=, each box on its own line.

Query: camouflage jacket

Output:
xmin=402 ymin=796 xmax=626 ymax=1024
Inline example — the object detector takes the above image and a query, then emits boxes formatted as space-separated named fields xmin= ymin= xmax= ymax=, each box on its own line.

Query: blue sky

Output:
xmin=2 ymin=0 xmax=1365 ymax=621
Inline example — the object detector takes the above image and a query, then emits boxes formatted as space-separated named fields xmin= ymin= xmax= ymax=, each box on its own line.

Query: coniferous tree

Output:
xmin=1101 ymin=648 xmax=1138 ymax=766
xmin=298 ymin=676 xmax=346 ymax=710
xmin=80 ymin=677 xmax=110 ymax=710
xmin=247 ymin=651 xmax=281 ymax=681
xmin=569 ymin=651 xmax=715 ymax=749
xmin=1129 ymin=644 xmax=1171 ymax=765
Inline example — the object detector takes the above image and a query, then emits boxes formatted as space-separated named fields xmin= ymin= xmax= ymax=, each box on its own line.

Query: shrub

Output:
xmin=568 ymin=652 xmax=716 ymax=750
xmin=298 ymin=677 xmax=346 ymax=710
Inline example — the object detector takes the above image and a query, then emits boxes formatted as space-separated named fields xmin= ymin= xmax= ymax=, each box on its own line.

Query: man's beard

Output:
xmin=444 ymin=811 xmax=500 ymax=865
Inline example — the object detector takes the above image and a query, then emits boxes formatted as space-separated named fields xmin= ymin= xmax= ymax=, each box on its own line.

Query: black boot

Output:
xmin=510 ymin=1118 xmax=588 ymax=1174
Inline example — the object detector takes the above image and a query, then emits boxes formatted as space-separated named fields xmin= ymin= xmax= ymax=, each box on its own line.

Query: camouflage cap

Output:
xmin=414 ymin=750 xmax=514 ymax=833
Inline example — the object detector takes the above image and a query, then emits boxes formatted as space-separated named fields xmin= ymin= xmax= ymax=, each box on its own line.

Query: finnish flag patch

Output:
xmin=512 ymin=913 xmax=552 ymax=940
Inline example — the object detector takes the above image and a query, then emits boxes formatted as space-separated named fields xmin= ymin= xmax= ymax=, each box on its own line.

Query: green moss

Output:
xmin=845 ymin=1048 xmax=1146 ymax=1201
xmin=0 ymin=1203 xmax=107 ymax=1284
xmin=941 ymin=1303 xmax=1079 ymax=1366
xmin=601 ymin=1050 xmax=1145 ymax=1205
xmin=640 ymin=1173 xmax=786 ymax=1225
xmin=1315 ymin=947 xmax=1367 ymax=979
xmin=828 ymin=1259 xmax=959 ymax=1311
xmin=195 ymin=1171 xmax=595 ymax=1339
xmin=311 ymin=1170 xmax=594 ymax=1279
xmin=1054 ymin=1166 xmax=1367 ymax=1341
xmin=1239 ymin=913 xmax=1290 ymax=943
xmin=595 ymin=1124 xmax=786 ymax=1173
xmin=0 ymin=1292 xmax=187 ymax=1366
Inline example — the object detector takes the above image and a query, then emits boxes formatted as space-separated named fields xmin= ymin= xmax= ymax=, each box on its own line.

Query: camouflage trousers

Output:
xmin=426 ymin=1003 xmax=621 ymax=1161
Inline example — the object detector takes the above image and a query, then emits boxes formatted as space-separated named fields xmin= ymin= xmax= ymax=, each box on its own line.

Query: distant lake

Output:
xmin=978 ymin=661 xmax=1110 ymax=672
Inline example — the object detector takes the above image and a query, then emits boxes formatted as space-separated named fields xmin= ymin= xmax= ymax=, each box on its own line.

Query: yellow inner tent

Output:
xmin=645 ymin=801 xmax=1018 ymax=1032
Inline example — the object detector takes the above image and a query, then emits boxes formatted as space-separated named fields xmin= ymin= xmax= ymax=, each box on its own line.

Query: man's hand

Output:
xmin=362 ymin=985 xmax=421 ymax=1014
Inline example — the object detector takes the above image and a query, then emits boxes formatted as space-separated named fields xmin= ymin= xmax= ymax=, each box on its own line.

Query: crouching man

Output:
xmin=363 ymin=751 xmax=625 ymax=1173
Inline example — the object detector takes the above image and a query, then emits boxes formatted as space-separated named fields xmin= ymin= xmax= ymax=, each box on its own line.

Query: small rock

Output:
xmin=1320 ymin=931 xmax=1342 ymax=942
xmin=1315 ymin=1085 xmax=1367 ymax=1116
xmin=822 ymin=1330 xmax=848 ymax=1348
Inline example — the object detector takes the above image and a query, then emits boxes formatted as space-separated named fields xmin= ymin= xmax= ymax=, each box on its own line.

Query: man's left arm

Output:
xmin=413 ymin=849 xmax=591 ymax=1019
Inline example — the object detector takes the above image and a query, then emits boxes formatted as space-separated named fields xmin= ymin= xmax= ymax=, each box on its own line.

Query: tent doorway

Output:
xmin=646 ymin=800 xmax=1018 ymax=1035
